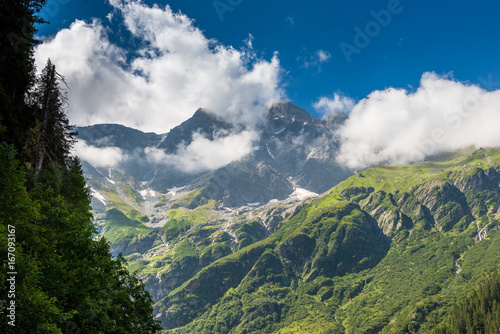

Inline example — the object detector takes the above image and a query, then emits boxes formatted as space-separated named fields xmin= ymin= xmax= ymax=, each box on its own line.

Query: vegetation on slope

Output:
xmin=434 ymin=269 xmax=500 ymax=334
xmin=157 ymin=199 xmax=389 ymax=332
xmin=150 ymin=148 xmax=500 ymax=333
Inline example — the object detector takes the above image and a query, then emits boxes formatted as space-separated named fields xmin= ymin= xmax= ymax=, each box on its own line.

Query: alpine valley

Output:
xmin=77 ymin=102 xmax=500 ymax=333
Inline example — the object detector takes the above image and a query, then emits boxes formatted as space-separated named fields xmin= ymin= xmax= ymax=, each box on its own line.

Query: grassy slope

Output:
xmin=103 ymin=208 xmax=152 ymax=244
xmin=160 ymin=196 xmax=389 ymax=332
xmin=329 ymin=149 xmax=500 ymax=333
xmin=159 ymin=148 xmax=500 ymax=333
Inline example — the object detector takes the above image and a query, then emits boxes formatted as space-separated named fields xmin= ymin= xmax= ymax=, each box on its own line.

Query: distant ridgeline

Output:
xmin=79 ymin=105 xmax=500 ymax=334
xmin=0 ymin=1 xmax=160 ymax=332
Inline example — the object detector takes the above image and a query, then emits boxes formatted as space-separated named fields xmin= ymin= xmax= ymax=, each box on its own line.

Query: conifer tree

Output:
xmin=1 ymin=2 xmax=161 ymax=333
xmin=0 ymin=0 xmax=47 ymax=160
xmin=27 ymin=59 xmax=75 ymax=172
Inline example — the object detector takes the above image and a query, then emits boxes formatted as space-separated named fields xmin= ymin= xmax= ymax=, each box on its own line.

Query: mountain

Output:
xmin=157 ymin=108 xmax=234 ymax=153
xmin=258 ymin=102 xmax=349 ymax=193
xmin=76 ymin=101 xmax=351 ymax=213
xmin=75 ymin=103 xmax=500 ymax=333
xmin=156 ymin=148 xmax=500 ymax=333
xmin=75 ymin=101 xmax=353 ymax=307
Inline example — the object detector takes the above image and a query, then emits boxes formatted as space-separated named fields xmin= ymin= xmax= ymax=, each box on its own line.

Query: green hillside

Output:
xmin=129 ymin=147 xmax=500 ymax=333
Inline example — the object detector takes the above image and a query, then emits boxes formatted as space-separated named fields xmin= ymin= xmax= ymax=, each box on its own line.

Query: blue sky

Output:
xmin=34 ymin=0 xmax=500 ymax=136
xmin=37 ymin=0 xmax=500 ymax=112
xmin=36 ymin=0 xmax=500 ymax=169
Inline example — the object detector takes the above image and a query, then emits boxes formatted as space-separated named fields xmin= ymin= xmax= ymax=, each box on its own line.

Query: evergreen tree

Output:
xmin=1 ymin=144 xmax=162 ymax=333
xmin=0 ymin=143 xmax=68 ymax=333
xmin=0 ymin=0 xmax=46 ymax=160
xmin=434 ymin=270 xmax=500 ymax=334
xmin=1 ymin=1 xmax=161 ymax=333
xmin=26 ymin=59 xmax=75 ymax=171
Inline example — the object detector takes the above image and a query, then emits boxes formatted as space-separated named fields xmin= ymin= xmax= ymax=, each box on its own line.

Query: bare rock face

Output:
xmin=258 ymin=101 xmax=351 ymax=194
xmin=157 ymin=108 xmax=233 ymax=153
xmin=346 ymin=178 xmax=478 ymax=236
xmin=453 ymin=167 xmax=500 ymax=216
xmin=413 ymin=180 xmax=472 ymax=231
xmin=77 ymin=101 xmax=353 ymax=210
xmin=202 ymin=162 xmax=295 ymax=207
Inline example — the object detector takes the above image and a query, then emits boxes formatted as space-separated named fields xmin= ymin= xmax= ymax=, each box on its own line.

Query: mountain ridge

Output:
xmin=156 ymin=147 xmax=500 ymax=333
xmin=76 ymin=101 xmax=351 ymax=210
xmin=75 ymin=103 xmax=500 ymax=333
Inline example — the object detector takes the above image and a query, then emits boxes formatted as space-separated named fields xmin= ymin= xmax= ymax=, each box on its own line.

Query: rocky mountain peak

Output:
xmin=267 ymin=101 xmax=314 ymax=125
xmin=76 ymin=123 xmax=161 ymax=150
xmin=157 ymin=108 xmax=233 ymax=153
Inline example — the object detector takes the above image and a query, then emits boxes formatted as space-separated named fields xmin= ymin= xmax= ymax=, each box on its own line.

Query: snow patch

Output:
xmin=106 ymin=168 xmax=115 ymax=184
xmin=91 ymin=188 xmax=106 ymax=206
xmin=289 ymin=187 xmax=318 ymax=200
xmin=307 ymin=146 xmax=319 ymax=159
xmin=93 ymin=167 xmax=115 ymax=184
xmin=247 ymin=202 xmax=261 ymax=207
xmin=140 ymin=189 xmax=157 ymax=199
xmin=168 ymin=185 xmax=186 ymax=196
xmin=266 ymin=143 xmax=275 ymax=159
xmin=268 ymin=199 xmax=279 ymax=204
xmin=157 ymin=133 xmax=168 ymax=148
xmin=273 ymin=128 xmax=285 ymax=135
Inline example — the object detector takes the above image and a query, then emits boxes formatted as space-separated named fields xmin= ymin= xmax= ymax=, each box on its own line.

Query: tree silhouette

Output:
xmin=26 ymin=59 xmax=76 ymax=173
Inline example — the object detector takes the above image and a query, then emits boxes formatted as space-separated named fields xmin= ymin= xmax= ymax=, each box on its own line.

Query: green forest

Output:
xmin=0 ymin=0 xmax=160 ymax=332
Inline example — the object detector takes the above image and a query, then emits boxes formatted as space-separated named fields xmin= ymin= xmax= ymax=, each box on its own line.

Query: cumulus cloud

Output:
xmin=73 ymin=140 xmax=127 ymax=168
xmin=34 ymin=0 xmax=283 ymax=134
xmin=336 ymin=72 xmax=500 ymax=169
xmin=145 ymin=130 xmax=258 ymax=174
xmin=313 ymin=93 xmax=355 ymax=116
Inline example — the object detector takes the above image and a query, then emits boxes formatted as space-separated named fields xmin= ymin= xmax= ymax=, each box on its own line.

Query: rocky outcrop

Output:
xmin=357 ymin=191 xmax=413 ymax=236
xmin=454 ymin=167 xmax=500 ymax=216
xmin=202 ymin=162 xmax=295 ymax=207
xmin=157 ymin=108 xmax=233 ymax=153
xmin=347 ymin=178 xmax=477 ymax=235
xmin=109 ymin=233 xmax=156 ymax=257
xmin=340 ymin=186 xmax=374 ymax=201
xmin=414 ymin=180 xmax=472 ymax=231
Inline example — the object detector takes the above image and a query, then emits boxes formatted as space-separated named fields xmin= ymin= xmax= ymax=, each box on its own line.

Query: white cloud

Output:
xmin=73 ymin=140 xmax=127 ymax=168
xmin=316 ymin=50 xmax=331 ymax=63
xmin=244 ymin=34 xmax=254 ymax=49
xmin=336 ymin=72 xmax=500 ymax=169
xmin=145 ymin=130 xmax=258 ymax=174
xmin=298 ymin=49 xmax=331 ymax=72
xmin=313 ymin=93 xmax=355 ymax=116
xmin=35 ymin=1 xmax=284 ymax=134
